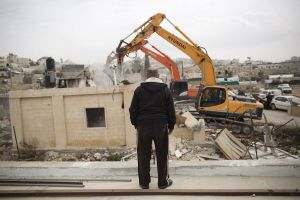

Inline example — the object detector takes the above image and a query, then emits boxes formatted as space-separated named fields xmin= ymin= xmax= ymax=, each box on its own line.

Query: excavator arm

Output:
xmin=116 ymin=13 xmax=216 ymax=86
xmin=154 ymin=26 xmax=216 ymax=85
xmin=116 ymin=13 xmax=165 ymax=65
xmin=125 ymin=40 xmax=181 ymax=81
xmin=139 ymin=45 xmax=181 ymax=81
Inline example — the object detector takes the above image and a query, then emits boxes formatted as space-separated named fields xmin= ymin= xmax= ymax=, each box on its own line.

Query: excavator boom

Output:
xmin=139 ymin=45 xmax=180 ymax=81
xmin=118 ymin=39 xmax=181 ymax=81
xmin=116 ymin=13 xmax=216 ymax=86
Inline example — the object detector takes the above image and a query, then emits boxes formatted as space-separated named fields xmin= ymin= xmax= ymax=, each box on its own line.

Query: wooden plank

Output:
xmin=216 ymin=134 xmax=235 ymax=159
xmin=215 ymin=140 xmax=231 ymax=159
xmin=220 ymin=133 xmax=240 ymax=159
xmin=222 ymin=128 xmax=246 ymax=155
xmin=215 ymin=128 xmax=248 ymax=160
xmin=215 ymin=133 xmax=238 ymax=160
xmin=221 ymin=132 xmax=244 ymax=158
xmin=224 ymin=129 xmax=247 ymax=151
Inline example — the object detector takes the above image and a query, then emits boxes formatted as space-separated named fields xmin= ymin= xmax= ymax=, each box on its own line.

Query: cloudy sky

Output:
xmin=0 ymin=0 xmax=299 ymax=64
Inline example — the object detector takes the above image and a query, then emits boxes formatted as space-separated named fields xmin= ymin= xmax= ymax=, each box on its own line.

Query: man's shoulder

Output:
xmin=133 ymin=85 xmax=142 ymax=94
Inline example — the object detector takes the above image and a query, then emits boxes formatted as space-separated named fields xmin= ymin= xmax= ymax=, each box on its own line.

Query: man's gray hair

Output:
xmin=146 ymin=67 xmax=159 ymax=78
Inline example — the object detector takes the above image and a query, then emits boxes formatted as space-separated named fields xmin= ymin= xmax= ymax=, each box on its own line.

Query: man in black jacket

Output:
xmin=129 ymin=68 xmax=176 ymax=189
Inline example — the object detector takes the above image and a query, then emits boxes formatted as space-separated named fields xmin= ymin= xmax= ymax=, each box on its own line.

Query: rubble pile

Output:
xmin=0 ymin=116 xmax=12 ymax=153
xmin=31 ymin=137 xmax=222 ymax=162
xmin=272 ymin=126 xmax=300 ymax=154
xmin=43 ymin=148 xmax=136 ymax=162
xmin=168 ymin=135 xmax=221 ymax=161
xmin=0 ymin=110 xmax=299 ymax=161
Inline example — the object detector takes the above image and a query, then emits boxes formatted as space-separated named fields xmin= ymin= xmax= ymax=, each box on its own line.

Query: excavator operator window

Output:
xmin=170 ymin=80 xmax=188 ymax=100
xmin=200 ymin=87 xmax=226 ymax=107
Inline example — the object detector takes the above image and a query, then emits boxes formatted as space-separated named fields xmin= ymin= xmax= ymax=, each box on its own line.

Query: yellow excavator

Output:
xmin=114 ymin=13 xmax=264 ymax=119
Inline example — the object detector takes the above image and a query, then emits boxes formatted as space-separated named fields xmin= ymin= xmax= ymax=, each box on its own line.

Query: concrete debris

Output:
xmin=0 ymin=117 xmax=12 ymax=160
xmin=94 ymin=152 xmax=102 ymax=160
xmin=248 ymin=142 xmax=299 ymax=159
xmin=3 ymin=123 xmax=295 ymax=162
xmin=175 ymin=114 xmax=187 ymax=124
xmin=121 ymin=153 xmax=136 ymax=161
xmin=181 ymin=111 xmax=204 ymax=131
xmin=168 ymin=135 xmax=220 ymax=161
xmin=175 ymin=149 xmax=182 ymax=158
xmin=44 ymin=151 xmax=59 ymax=161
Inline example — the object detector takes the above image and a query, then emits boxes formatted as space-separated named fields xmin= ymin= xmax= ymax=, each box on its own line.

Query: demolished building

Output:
xmin=9 ymin=85 xmax=134 ymax=149
xmin=9 ymin=84 xmax=203 ymax=150
xmin=56 ymin=64 xmax=96 ymax=88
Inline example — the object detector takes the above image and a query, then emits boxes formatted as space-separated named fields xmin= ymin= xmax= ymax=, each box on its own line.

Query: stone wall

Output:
xmin=9 ymin=85 xmax=138 ymax=150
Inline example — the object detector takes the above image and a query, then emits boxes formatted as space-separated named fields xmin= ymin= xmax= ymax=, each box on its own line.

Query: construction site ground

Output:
xmin=0 ymin=160 xmax=299 ymax=199
xmin=1 ymin=176 xmax=299 ymax=199
xmin=1 ymin=85 xmax=300 ymax=198
xmin=1 ymin=108 xmax=300 ymax=162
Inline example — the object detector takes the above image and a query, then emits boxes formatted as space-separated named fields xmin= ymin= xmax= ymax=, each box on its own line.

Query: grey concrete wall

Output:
xmin=0 ymin=160 xmax=299 ymax=178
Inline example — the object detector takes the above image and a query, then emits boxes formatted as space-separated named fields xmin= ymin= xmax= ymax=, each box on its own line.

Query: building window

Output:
xmin=86 ymin=108 xmax=106 ymax=128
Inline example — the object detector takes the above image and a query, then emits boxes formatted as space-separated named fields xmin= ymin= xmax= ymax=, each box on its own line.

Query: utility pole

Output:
xmin=247 ymin=57 xmax=252 ymax=93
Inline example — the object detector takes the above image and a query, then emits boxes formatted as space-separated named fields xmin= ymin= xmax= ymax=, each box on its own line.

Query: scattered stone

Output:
xmin=101 ymin=157 xmax=107 ymax=161
xmin=0 ymin=124 xmax=7 ymax=129
xmin=181 ymin=112 xmax=201 ymax=131
xmin=44 ymin=151 xmax=59 ymax=161
xmin=89 ymin=157 xmax=95 ymax=161
xmin=175 ymin=149 xmax=182 ymax=158
xmin=94 ymin=152 xmax=102 ymax=160
xmin=181 ymin=149 xmax=189 ymax=155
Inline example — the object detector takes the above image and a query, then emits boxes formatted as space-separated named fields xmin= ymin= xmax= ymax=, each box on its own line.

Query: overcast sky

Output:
xmin=0 ymin=0 xmax=299 ymax=64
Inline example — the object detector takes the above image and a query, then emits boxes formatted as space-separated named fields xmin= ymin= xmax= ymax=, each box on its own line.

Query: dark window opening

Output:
xmin=200 ymin=87 xmax=226 ymax=107
xmin=86 ymin=108 xmax=106 ymax=128
xmin=170 ymin=81 xmax=189 ymax=100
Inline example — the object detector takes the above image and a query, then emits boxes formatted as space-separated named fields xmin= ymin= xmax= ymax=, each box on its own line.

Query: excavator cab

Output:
xmin=200 ymin=87 xmax=226 ymax=107
xmin=197 ymin=86 xmax=229 ymax=117
xmin=198 ymin=86 xmax=264 ymax=119
xmin=169 ymin=80 xmax=189 ymax=100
